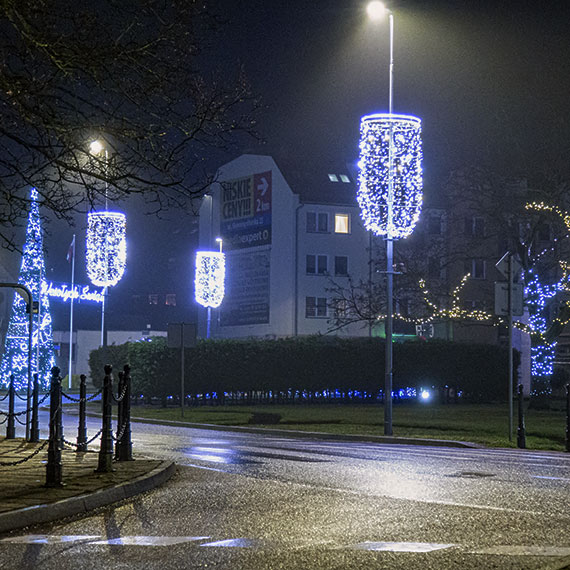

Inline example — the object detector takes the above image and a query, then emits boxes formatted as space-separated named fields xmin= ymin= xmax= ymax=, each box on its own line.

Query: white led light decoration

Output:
xmin=195 ymin=251 xmax=225 ymax=308
xmin=357 ymin=113 xmax=423 ymax=238
xmin=86 ymin=211 xmax=126 ymax=287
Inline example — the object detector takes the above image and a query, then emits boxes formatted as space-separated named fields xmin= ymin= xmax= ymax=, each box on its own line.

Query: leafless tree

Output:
xmin=0 ymin=0 xmax=259 ymax=248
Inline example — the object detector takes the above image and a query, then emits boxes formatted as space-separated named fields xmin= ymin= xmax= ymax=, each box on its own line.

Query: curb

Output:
xmin=0 ymin=460 xmax=175 ymax=535
xmin=126 ymin=415 xmax=482 ymax=449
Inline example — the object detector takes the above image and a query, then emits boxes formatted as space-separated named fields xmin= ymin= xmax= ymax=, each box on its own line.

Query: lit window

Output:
xmin=335 ymin=214 xmax=350 ymax=234
xmin=165 ymin=294 xmax=177 ymax=306
xmin=334 ymin=256 xmax=348 ymax=276
xmin=148 ymin=294 xmax=159 ymax=305
xmin=328 ymin=174 xmax=339 ymax=182
xmin=340 ymin=174 xmax=350 ymax=183
xmin=306 ymin=296 xmax=328 ymax=318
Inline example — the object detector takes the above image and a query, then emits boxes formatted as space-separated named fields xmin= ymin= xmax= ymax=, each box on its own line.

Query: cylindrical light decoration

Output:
xmin=357 ymin=113 xmax=423 ymax=238
xmin=195 ymin=251 xmax=225 ymax=308
xmin=86 ymin=211 xmax=127 ymax=287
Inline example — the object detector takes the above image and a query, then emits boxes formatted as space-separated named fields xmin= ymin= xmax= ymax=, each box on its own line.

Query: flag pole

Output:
xmin=68 ymin=234 xmax=76 ymax=389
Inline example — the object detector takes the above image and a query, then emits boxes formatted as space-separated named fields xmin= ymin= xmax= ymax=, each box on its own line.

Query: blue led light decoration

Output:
xmin=0 ymin=188 xmax=55 ymax=389
xmin=86 ymin=212 xmax=126 ymax=287
xmin=357 ymin=113 xmax=423 ymax=238
xmin=195 ymin=252 xmax=226 ymax=308
xmin=524 ymin=269 xmax=566 ymax=395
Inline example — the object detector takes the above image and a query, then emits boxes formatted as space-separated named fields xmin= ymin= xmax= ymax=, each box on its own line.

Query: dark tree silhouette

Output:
xmin=0 ymin=0 xmax=259 ymax=247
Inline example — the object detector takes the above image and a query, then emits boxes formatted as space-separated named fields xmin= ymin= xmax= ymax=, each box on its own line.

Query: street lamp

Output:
xmin=87 ymin=139 xmax=126 ymax=352
xmin=359 ymin=3 xmax=423 ymax=436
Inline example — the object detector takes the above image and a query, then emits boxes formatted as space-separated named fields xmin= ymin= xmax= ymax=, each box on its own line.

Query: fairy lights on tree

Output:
xmin=357 ymin=113 xmax=423 ymax=238
xmin=86 ymin=211 xmax=127 ymax=287
xmin=0 ymin=188 xmax=55 ymax=389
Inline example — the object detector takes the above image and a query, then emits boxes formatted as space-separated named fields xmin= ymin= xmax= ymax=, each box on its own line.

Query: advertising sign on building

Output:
xmin=220 ymin=171 xmax=272 ymax=250
xmin=220 ymin=250 xmax=270 ymax=326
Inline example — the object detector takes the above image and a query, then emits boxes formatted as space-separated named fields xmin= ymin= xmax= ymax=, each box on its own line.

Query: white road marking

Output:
xmin=91 ymin=536 xmax=209 ymax=546
xmin=200 ymin=538 xmax=258 ymax=548
xmin=354 ymin=541 xmax=454 ymax=553
xmin=2 ymin=534 xmax=569 ymax=557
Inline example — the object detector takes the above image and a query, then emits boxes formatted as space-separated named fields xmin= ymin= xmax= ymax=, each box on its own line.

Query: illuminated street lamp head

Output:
xmin=215 ymin=237 xmax=223 ymax=253
xmin=367 ymin=1 xmax=388 ymax=20
xmin=89 ymin=139 xmax=105 ymax=156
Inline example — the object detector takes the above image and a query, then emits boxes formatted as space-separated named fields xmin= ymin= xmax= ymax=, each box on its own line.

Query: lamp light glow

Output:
xmin=89 ymin=140 xmax=104 ymax=156
xmin=357 ymin=113 xmax=423 ymax=239
xmin=367 ymin=1 xmax=387 ymax=20
xmin=86 ymin=211 xmax=126 ymax=287
xmin=195 ymin=251 xmax=226 ymax=308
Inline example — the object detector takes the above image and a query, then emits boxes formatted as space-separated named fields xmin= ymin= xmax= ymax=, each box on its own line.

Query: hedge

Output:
xmin=88 ymin=336 xmax=517 ymax=403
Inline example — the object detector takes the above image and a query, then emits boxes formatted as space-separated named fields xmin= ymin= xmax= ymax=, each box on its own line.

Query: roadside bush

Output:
xmin=89 ymin=336 xmax=515 ymax=403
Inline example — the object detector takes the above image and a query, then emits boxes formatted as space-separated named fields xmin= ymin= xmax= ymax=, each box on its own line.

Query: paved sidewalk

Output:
xmin=0 ymin=438 xmax=174 ymax=535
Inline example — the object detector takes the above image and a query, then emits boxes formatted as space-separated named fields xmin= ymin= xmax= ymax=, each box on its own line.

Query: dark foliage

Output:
xmin=89 ymin=336 xmax=516 ymax=403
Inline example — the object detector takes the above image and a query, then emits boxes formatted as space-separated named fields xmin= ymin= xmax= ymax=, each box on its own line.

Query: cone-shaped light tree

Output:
xmin=0 ymin=188 xmax=55 ymax=389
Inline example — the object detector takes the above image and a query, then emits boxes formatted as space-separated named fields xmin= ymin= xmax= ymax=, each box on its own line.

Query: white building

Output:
xmin=198 ymin=154 xmax=371 ymax=339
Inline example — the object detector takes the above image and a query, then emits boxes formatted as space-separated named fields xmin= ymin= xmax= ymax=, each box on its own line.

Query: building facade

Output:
xmin=198 ymin=154 xmax=371 ymax=339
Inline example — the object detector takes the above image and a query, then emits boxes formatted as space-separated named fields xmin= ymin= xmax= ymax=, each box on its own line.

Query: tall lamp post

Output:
xmin=86 ymin=140 xmax=127 ymax=354
xmin=359 ymin=2 xmax=423 ymax=435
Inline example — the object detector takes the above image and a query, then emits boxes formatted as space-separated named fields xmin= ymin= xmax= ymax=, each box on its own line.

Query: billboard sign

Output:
xmin=220 ymin=171 xmax=272 ymax=250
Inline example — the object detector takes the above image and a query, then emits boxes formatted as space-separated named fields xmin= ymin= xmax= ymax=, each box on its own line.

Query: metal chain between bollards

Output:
xmin=0 ymin=439 xmax=49 ymax=467
xmin=115 ymin=365 xmax=133 ymax=462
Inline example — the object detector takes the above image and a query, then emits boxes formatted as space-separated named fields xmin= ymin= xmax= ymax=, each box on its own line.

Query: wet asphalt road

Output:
xmin=0 ymin=412 xmax=569 ymax=569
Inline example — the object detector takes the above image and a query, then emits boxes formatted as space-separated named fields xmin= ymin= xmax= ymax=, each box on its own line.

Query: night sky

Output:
xmin=216 ymin=0 xmax=570 ymax=187
xmin=33 ymin=0 xmax=570 ymax=330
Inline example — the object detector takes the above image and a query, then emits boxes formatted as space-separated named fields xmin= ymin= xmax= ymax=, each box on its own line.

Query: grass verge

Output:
xmin=122 ymin=403 xmax=567 ymax=451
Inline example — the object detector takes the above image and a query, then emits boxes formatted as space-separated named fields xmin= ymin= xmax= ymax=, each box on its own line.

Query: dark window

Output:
xmin=465 ymin=259 xmax=486 ymax=279
xmin=318 ymin=213 xmax=328 ymax=233
xmin=335 ymin=256 xmax=348 ymax=276
xmin=306 ymin=255 xmax=316 ymax=274
xmin=306 ymin=297 xmax=327 ymax=318
xmin=317 ymin=255 xmax=328 ymax=274
xmin=306 ymin=212 xmax=316 ymax=233
xmin=465 ymin=216 xmax=485 ymax=237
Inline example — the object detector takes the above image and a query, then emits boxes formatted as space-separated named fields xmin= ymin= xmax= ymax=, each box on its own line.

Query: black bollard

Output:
xmin=114 ymin=371 xmax=124 ymax=460
xmin=96 ymin=365 xmax=114 ymax=473
xmin=6 ymin=375 xmax=15 ymax=439
xmin=116 ymin=365 xmax=133 ymax=461
xmin=517 ymin=384 xmax=526 ymax=449
xmin=46 ymin=366 xmax=63 ymax=487
xmin=29 ymin=373 xmax=39 ymax=442
xmin=566 ymin=384 xmax=570 ymax=451
xmin=77 ymin=374 xmax=87 ymax=452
